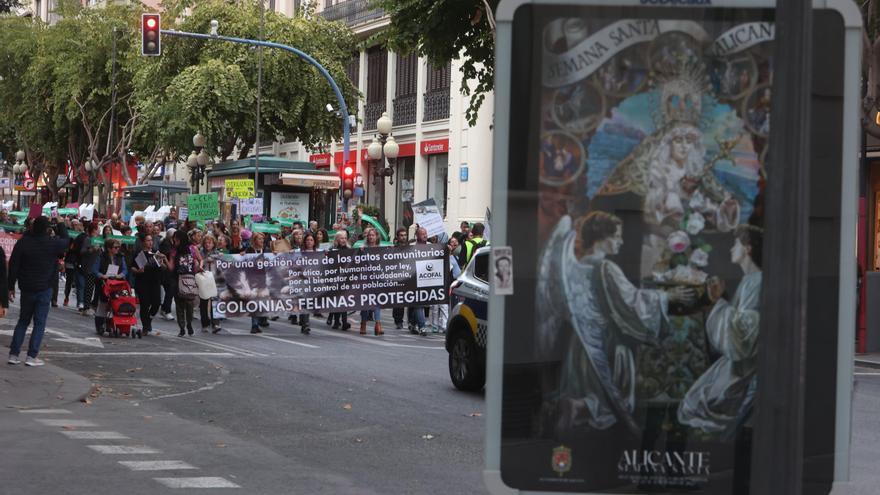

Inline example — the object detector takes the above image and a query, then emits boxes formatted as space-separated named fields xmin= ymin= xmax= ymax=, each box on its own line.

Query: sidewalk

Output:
xmin=854 ymin=353 xmax=880 ymax=369
xmin=0 ymin=359 xmax=93 ymax=411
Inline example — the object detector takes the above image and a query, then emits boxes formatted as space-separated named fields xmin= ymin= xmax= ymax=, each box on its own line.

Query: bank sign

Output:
xmin=488 ymin=0 xmax=859 ymax=494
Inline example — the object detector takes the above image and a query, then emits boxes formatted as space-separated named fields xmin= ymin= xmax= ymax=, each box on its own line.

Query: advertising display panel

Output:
xmin=487 ymin=1 xmax=860 ymax=494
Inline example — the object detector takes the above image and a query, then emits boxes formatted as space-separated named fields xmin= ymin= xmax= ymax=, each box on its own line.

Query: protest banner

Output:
xmin=251 ymin=223 xmax=282 ymax=234
xmin=225 ymin=179 xmax=255 ymax=199
xmin=0 ymin=232 xmax=21 ymax=261
xmin=187 ymin=193 xmax=218 ymax=220
xmin=412 ymin=198 xmax=446 ymax=239
xmin=239 ymin=198 xmax=263 ymax=216
xmin=213 ymin=244 xmax=449 ymax=316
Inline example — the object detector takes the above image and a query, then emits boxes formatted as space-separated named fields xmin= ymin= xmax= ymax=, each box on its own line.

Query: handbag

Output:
xmin=178 ymin=273 xmax=199 ymax=300
xmin=195 ymin=271 xmax=218 ymax=299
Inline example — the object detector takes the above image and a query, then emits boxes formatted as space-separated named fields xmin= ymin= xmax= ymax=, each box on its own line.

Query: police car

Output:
xmin=445 ymin=247 xmax=490 ymax=391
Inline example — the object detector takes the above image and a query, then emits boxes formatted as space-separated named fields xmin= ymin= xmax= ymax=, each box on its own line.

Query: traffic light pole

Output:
xmin=159 ymin=27 xmax=353 ymax=183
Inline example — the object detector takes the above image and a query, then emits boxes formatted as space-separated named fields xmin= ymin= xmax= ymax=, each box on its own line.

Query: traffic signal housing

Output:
xmin=142 ymin=14 xmax=161 ymax=56
xmin=341 ymin=163 xmax=355 ymax=200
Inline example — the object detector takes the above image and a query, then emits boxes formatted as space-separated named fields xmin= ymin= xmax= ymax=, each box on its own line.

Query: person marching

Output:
xmin=130 ymin=234 xmax=165 ymax=336
xmin=92 ymin=239 xmax=129 ymax=336
xmin=327 ymin=230 xmax=351 ymax=331
xmin=359 ymin=227 xmax=383 ymax=336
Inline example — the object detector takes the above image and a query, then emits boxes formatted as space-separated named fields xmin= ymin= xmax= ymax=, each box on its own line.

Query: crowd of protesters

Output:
xmin=4 ymin=207 xmax=488 ymax=364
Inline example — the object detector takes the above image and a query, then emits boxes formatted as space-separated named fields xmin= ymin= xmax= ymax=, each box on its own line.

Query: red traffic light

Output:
xmin=141 ymin=14 xmax=161 ymax=57
xmin=343 ymin=165 xmax=354 ymax=177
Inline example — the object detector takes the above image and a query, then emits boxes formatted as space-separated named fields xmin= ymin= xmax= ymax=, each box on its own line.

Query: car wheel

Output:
xmin=448 ymin=331 xmax=485 ymax=391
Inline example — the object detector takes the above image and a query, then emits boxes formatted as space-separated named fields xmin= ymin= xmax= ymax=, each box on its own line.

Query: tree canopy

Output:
xmin=373 ymin=0 xmax=496 ymax=127
xmin=0 ymin=0 xmax=359 ymax=205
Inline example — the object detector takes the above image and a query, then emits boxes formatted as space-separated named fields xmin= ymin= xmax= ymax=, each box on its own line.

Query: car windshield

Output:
xmin=473 ymin=252 xmax=488 ymax=282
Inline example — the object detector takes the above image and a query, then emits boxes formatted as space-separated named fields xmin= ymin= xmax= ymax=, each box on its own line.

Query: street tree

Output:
xmin=0 ymin=0 xmax=21 ymax=14
xmin=133 ymin=0 xmax=359 ymax=182
xmin=374 ymin=0 xmax=497 ymax=126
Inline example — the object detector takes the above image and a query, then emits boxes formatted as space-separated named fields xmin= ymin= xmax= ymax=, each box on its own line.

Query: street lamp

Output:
xmin=366 ymin=112 xmax=398 ymax=218
xmin=187 ymin=131 xmax=209 ymax=193
xmin=12 ymin=150 xmax=26 ymax=183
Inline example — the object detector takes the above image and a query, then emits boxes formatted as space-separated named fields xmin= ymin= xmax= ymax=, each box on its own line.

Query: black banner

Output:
xmin=213 ymin=244 xmax=449 ymax=317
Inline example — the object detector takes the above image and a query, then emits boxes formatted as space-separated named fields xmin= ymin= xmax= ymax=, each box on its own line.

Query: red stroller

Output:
xmin=100 ymin=279 xmax=140 ymax=338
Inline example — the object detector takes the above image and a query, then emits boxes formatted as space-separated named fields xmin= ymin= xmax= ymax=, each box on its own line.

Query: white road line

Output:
xmin=61 ymin=431 xmax=129 ymax=440
xmin=40 ymin=351 xmax=239 ymax=357
xmin=88 ymin=445 xmax=162 ymax=454
xmin=185 ymin=337 xmax=268 ymax=357
xmin=854 ymin=372 xmax=880 ymax=376
xmin=18 ymin=409 xmax=72 ymax=414
xmin=154 ymin=477 xmax=240 ymax=488
xmin=119 ymin=460 xmax=197 ymax=471
xmin=258 ymin=334 xmax=320 ymax=349
xmin=35 ymin=419 xmax=99 ymax=427
xmin=309 ymin=328 xmax=444 ymax=350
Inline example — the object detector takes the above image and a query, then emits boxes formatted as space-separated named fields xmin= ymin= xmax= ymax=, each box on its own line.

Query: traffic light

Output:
xmin=141 ymin=14 xmax=161 ymax=56
xmin=341 ymin=163 xmax=355 ymax=199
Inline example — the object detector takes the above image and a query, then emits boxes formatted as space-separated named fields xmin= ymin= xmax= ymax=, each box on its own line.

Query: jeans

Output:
xmin=175 ymin=296 xmax=194 ymax=332
xmin=9 ymin=288 xmax=52 ymax=358
xmin=75 ymin=272 xmax=85 ymax=308
xmin=360 ymin=309 xmax=380 ymax=322
xmin=250 ymin=315 xmax=268 ymax=329
xmin=408 ymin=306 xmax=426 ymax=330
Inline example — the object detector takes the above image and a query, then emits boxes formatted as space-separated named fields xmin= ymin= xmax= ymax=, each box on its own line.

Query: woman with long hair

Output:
xmin=316 ymin=228 xmax=330 ymax=246
xmin=295 ymin=232 xmax=319 ymax=335
xmin=166 ymin=230 xmax=202 ymax=337
xmin=359 ymin=227 xmax=383 ymax=336
xmin=92 ymin=239 xmax=129 ymax=336
xmin=199 ymin=235 xmax=222 ymax=333
xmin=130 ymin=234 xmax=165 ymax=336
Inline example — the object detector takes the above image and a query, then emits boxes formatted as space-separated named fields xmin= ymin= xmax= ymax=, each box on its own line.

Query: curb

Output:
xmin=0 ymin=362 xmax=94 ymax=411
xmin=854 ymin=359 xmax=880 ymax=370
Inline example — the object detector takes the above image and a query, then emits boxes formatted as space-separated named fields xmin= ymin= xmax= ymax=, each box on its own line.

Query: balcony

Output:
xmin=423 ymin=88 xmax=450 ymax=122
xmin=320 ymin=0 xmax=385 ymax=27
xmin=364 ymin=101 xmax=386 ymax=131
xmin=392 ymin=95 xmax=417 ymax=126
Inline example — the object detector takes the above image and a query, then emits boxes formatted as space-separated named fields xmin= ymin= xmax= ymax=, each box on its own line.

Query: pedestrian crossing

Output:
xmin=23 ymin=408 xmax=241 ymax=489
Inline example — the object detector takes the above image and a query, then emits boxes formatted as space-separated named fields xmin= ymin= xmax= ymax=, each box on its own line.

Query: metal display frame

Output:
xmin=486 ymin=0 xmax=862 ymax=493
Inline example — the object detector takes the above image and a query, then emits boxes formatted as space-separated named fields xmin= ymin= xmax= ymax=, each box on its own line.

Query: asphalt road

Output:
xmin=1 ymin=298 xmax=487 ymax=495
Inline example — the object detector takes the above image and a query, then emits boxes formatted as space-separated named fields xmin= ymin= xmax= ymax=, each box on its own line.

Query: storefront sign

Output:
xmin=309 ymin=153 xmax=332 ymax=168
xmin=187 ymin=193 xmax=219 ymax=220
xmin=212 ymin=244 xmax=449 ymax=316
xmin=278 ymin=173 xmax=341 ymax=190
xmin=225 ymin=179 xmax=255 ymax=199
xmin=238 ymin=197 xmax=263 ymax=216
xmin=421 ymin=139 xmax=449 ymax=155
xmin=460 ymin=166 xmax=469 ymax=182
xmin=270 ymin=191 xmax=309 ymax=224
xmin=412 ymin=198 xmax=446 ymax=238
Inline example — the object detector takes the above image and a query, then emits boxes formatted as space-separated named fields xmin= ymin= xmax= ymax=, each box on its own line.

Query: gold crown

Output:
xmin=652 ymin=60 xmax=710 ymax=127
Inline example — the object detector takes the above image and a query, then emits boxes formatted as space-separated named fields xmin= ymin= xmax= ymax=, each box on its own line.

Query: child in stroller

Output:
xmin=99 ymin=279 xmax=139 ymax=338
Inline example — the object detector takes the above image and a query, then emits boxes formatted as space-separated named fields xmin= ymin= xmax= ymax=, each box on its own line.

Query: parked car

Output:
xmin=445 ymin=247 xmax=490 ymax=391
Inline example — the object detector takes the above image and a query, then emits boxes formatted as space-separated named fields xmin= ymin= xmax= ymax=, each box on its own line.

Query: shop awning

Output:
xmin=279 ymin=173 xmax=340 ymax=190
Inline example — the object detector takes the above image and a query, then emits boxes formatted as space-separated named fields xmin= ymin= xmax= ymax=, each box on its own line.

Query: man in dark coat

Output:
xmin=7 ymin=217 xmax=69 ymax=366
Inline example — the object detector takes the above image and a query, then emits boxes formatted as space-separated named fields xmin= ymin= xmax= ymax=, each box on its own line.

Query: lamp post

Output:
xmin=366 ymin=112 xmax=399 ymax=220
xmin=186 ymin=131 xmax=209 ymax=194
xmin=12 ymin=150 xmax=26 ymax=209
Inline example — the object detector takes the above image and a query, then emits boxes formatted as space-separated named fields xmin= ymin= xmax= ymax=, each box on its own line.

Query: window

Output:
xmin=426 ymin=61 xmax=451 ymax=92
xmin=345 ymin=53 xmax=359 ymax=88
xmin=424 ymin=62 xmax=451 ymax=121
xmin=365 ymin=47 xmax=388 ymax=129
xmin=473 ymin=252 xmax=488 ymax=282
xmin=427 ymin=153 xmax=448 ymax=217
xmin=396 ymin=52 xmax=417 ymax=97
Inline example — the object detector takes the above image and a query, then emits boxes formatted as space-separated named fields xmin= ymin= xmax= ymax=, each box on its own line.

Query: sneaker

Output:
xmin=431 ymin=325 xmax=440 ymax=334
xmin=395 ymin=322 xmax=403 ymax=330
xmin=63 ymin=298 xmax=69 ymax=307
xmin=270 ymin=316 xmax=279 ymax=321
xmin=51 ymin=302 xmax=58 ymax=308
xmin=258 ymin=320 xmax=270 ymax=328
xmin=332 ymin=322 xmax=340 ymax=330
xmin=250 ymin=327 xmax=262 ymax=334
xmin=212 ymin=326 xmax=222 ymax=334
xmin=341 ymin=323 xmax=351 ymax=332
xmin=7 ymin=354 xmax=21 ymax=365
xmin=419 ymin=327 xmax=428 ymax=336
xmin=163 ymin=312 xmax=175 ymax=321
xmin=25 ymin=356 xmax=45 ymax=367
xmin=326 ymin=316 xmax=333 ymax=326
xmin=202 ymin=326 xmax=209 ymax=333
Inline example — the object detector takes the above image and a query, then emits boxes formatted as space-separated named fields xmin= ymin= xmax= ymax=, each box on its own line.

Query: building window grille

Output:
xmin=364 ymin=47 xmax=387 ymax=130
xmin=393 ymin=52 xmax=418 ymax=125
xmin=423 ymin=62 xmax=451 ymax=122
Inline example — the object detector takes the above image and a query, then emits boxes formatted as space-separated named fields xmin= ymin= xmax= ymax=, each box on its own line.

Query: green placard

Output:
xmin=359 ymin=214 xmax=389 ymax=241
xmin=109 ymin=235 xmax=137 ymax=245
xmin=187 ymin=193 xmax=219 ymax=220
xmin=57 ymin=208 xmax=78 ymax=215
xmin=9 ymin=211 xmax=27 ymax=219
xmin=251 ymin=223 xmax=281 ymax=234
xmin=273 ymin=218 xmax=295 ymax=227
xmin=352 ymin=240 xmax=394 ymax=248
xmin=90 ymin=237 xmax=105 ymax=247
xmin=0 ymin=223 xmax=24 ymax=232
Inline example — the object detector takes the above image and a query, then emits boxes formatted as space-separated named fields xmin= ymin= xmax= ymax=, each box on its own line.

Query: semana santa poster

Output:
xmin=501 ymin=6 xmax=773 ymax=493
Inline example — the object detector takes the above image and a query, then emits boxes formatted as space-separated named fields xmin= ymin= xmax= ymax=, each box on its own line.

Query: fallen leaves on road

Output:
xmin=421 ymin=434 xmax=435 ymax=440
xmin=354 ymin=438 xmax=363 ymax=443
xmin=125 ymin=368 xmax=143 ymax=373
xmin=342 ymin=404 xmax=352 ymax=410
xmin=467 ymin=412 xmax=483 ymax=418
xmin=215 ymin=443 xmax=226 ymax=448
xmin=143 ymin=416 xmax=152 ymax=421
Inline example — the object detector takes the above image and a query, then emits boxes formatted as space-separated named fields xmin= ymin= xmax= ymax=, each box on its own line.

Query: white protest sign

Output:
xmin=412 ymin=198 xmax=446 ymax=239
xmin=239 ymin=198 xmax=264 ymax=216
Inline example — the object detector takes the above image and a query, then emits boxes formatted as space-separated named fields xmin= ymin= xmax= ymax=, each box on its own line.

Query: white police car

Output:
xmin=445 ymin=247 xmax=490 ymax=391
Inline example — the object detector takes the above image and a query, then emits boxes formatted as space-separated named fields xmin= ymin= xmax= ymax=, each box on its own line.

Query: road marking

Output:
xmin=854 ymin=372 xmax=880 ymax=376
xmin=0 ymin=328 xmax=104 ymax=348
xmin=36 ymin=419 xmax=98 ymax=427
xmin=154 ymin=477 xmax=240 ymax=488
xmin=61 ymin=431 xmax=129 ymax=439
xmin=18 ymin=409 xmax=72 ymax=414
xmin=184 ymin=336 xmax=268 ymax=357
xmin=119 ymin=460 xmax=197 ymax=471
xmin=258 ymin=334 xmax=320 ymax=349
xmin=88 ymin=445 xmax=162 ymax=454
xmin=40 ymin=351 xmax=239 ymax=357
xmin=309 ymin=328 xmax=444 ymax=350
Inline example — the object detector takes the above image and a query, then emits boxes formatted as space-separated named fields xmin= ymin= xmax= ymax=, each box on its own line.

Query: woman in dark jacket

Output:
xmin=130 ymin=234 xmax=164 ymax=335
xmin=91 ymin=239 xmax=128 ymax=335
